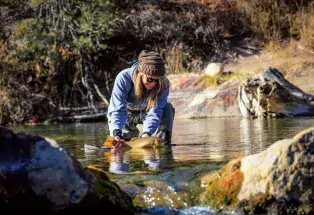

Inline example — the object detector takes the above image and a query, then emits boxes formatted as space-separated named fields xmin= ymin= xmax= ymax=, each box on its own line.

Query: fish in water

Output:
xmin=104 ymin=136 xmax=167 ymax=149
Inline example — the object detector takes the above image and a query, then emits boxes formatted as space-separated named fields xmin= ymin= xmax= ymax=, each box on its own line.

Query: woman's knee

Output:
xmin=162 ymin=102 xmax=175 ymax=120
xmin=164 ymin=102 xmax=174 ymax=111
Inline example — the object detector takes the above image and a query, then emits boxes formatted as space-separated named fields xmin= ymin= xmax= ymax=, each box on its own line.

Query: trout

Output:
xmin=103 ymin=135 xmax=167 ymax=149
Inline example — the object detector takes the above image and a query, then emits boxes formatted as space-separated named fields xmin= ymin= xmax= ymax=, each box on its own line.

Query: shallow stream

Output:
xmin=9 ymin=116 xmax=314 ymax=214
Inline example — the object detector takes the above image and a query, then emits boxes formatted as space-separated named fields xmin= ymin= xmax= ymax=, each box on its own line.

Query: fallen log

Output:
xmin=44 ymin=111 xmax=108 ymax=123
xmin=238 ymin=67 xmax=314 ymax=118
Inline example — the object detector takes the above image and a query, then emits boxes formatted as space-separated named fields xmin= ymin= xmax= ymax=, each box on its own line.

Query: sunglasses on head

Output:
xmin=146 ymin=74 xmax=160 ymax=83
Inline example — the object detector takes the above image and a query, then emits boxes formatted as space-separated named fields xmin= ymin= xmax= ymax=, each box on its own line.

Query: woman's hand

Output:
xmin=114 ymin=136 xmax=124 ymax=142
xmin=114 ymin=136 xmax=124 ymax=148
xmin=113 ymin=129 xmax=124 ymax=148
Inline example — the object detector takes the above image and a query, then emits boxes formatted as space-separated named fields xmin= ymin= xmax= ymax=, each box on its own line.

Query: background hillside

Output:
xmin=0 ymin=0 xmax=313 ymax=125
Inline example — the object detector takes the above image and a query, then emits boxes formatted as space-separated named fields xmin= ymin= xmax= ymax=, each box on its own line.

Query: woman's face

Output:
xmin=141 ymin=73 xmax=160 ymax=90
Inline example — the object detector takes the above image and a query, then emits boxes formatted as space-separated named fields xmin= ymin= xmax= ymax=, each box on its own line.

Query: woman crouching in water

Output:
xmin=107 ymin=50 xmax=175 ymax=145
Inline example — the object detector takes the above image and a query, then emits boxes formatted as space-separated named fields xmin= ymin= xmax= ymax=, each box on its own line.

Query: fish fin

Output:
xmin=154 ymin=137 xmax=164 ymax=148
xmin=104 ymin=135 xmax=115 ymax=147
xmin=129 ymin=137 xmax=139 ymax=141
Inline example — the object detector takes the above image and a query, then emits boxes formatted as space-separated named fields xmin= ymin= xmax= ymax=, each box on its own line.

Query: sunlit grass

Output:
xmin=201 ymin=72 xmax=240 ymax=88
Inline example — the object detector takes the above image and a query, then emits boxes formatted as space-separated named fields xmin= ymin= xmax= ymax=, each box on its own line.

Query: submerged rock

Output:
xmin=200 ymin=127 xmax=314 ymax=214
xmin=238 ymin=67 xmax=314 ymax=118
xmin=0 ymin=126 xmax=135 ymax=214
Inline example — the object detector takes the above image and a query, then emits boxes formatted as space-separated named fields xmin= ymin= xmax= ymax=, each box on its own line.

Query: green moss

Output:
xmin=93 ymin=179 xmax=121 ymax=194
xmin=92 ymin=179 xmax=135 ymax=210
xmin=85 ymin=165 xmax=109 ymax=181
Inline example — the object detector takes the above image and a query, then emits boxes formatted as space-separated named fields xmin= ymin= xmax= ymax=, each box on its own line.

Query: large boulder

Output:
xmin=0 ymin=126 xmax=135 ymax=214
xmin=167 ymin=75 xmax=242 ymax=118
xmin=200 ymin=127 xmax=314 ymax=214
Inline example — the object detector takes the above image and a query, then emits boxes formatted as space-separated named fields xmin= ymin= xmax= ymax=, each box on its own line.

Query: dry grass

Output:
xmin=166 ymin=42 xmax=189 ymax=74
xmin=237 ymin=0 xmax=313 ymax=51
xmin=292 ymin=3 xmax=314 ymax=51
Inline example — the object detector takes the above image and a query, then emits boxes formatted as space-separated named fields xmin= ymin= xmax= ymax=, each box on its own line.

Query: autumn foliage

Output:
xmin=0 ymin=0 xmax=313 ymax=125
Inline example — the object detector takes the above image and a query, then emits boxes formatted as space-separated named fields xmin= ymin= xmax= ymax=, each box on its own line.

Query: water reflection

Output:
xmin=170 ymin=116 xmax=314 ymax=163
xmin=9 ymin=116 xmax=314 ymax=172
xmin=239 ymin=118 xmax=266 ymax=154
xmin=106 ymin=150 xmax=130 ymax=174
xmin=100 ymin=147 xmax=175 ymax=174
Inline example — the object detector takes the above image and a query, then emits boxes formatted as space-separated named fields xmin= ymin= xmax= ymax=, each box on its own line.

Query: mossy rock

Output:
xmin=237 ymin=194 xmax=314 ymax=214
xmin=199 ymin=157 xmax=244 ymax=209
xmin=85 ymin=165 xmax=109 ymax=181
xmin=83 ymin=165 xmax=135 ymax=213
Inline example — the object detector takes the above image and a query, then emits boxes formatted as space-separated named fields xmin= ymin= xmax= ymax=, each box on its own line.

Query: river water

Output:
xmin=9 ymin=116 xmax=314 ymax=214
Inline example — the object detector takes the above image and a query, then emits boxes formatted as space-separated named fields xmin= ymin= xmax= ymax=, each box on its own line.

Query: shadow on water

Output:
xmin=9 ymin=116 xmax=314 ymax=214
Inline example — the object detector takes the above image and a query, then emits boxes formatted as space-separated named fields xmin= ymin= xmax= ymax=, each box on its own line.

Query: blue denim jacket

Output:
xmin=107 ymin=61 xmax=169 ymax=135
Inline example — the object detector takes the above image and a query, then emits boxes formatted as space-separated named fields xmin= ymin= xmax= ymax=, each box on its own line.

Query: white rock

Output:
xmin=204 ymin=63 xmax=224 ymax=77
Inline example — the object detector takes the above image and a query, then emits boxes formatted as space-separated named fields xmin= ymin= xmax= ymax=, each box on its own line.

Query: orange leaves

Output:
xmin=59 ymin=47 xmax=73 ymax=57
xmin=0 ymin=90 xmax=8 ymax=100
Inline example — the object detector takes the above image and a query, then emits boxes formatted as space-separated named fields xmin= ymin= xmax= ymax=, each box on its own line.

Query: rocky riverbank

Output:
xmin=167 ymin=46 xmax=314 ymax=119
xmin=26 ymin=45 xmax=314 ymax=124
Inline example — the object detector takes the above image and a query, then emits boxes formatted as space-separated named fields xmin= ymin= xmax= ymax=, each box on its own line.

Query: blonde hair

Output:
xmin=133 ymin=69 xmax=169 ymax=111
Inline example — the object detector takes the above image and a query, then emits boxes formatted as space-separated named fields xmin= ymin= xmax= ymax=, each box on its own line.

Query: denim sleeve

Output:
xmin=107 ymin=72 xmax=129 ymax=131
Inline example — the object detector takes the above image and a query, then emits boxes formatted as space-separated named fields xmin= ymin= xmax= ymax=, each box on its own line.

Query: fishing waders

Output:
xmin=120 ymin=102 xmax=175 ymax=144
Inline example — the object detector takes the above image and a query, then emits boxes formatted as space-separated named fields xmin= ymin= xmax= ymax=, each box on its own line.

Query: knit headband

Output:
xmin=138 ymin=50 xmax=165 ymax=77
